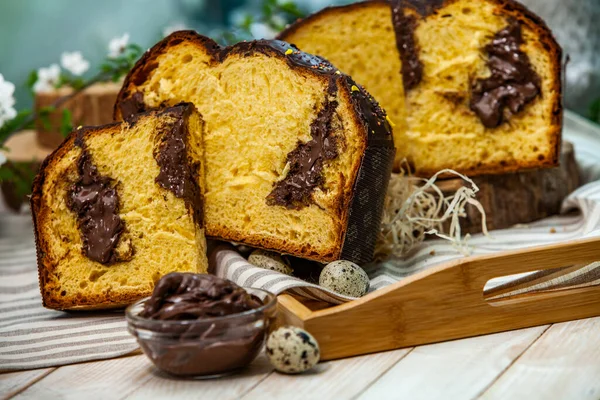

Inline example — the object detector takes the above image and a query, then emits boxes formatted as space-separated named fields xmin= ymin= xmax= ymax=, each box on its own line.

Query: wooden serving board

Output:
xmin=277 ymin=237 xmax=600 ymax=361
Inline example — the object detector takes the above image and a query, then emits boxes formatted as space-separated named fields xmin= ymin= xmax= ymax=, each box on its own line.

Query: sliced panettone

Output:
xmin=279 ymin=0 xmax=562 ymax=176
xmin=31 ymin=104 xmax=208 ymax=310
xmin=115 ymin=32 xmax=395 ymax=264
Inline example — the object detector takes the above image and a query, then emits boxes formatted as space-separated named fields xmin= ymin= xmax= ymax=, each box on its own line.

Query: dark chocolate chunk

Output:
xmin=154 ymin=104 xmax=204 ymax=225
xmin=392 ymin=4 xmax=423 ymax=91
xmin=68 ymin=136 xmax=124 ymax=264
xmin=470 ymin=19 xmax=542 ymax=128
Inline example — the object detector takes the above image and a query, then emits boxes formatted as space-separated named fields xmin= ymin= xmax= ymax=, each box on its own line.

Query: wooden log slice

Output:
xmin=437 ymin=142 xmax=580 ymax=234
xmin=34 ymin=82 xmax=120 ymax=149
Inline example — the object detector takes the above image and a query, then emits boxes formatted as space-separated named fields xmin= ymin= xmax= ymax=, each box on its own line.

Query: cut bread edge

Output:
xmin=31 ymin=107 xmax=205 ymax=310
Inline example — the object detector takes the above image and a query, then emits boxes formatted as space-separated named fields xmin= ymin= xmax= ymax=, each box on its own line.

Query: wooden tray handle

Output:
xmin=393 ymin=236 xmax=600 ymax=309
xmin=284 ymin=237 xmax=600 ymax=360
xmin=465 ymin=237 xmax=600 ymax=284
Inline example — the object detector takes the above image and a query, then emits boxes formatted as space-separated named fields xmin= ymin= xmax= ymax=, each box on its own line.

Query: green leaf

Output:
xmin=60 ymin=109 xmax=73 ymax=138
xmin=26 ymin=70 xmax=38 ymax=92
xmin=126 ymin=43 xmax=144 ymax=56
xmin=590 ymin=98 xmax=600 ymax=124
xmin=240 ymin=15 xmax=254 ymax=31
xmin=70 ymin=77 xmax=86 ymax=90
xmin=39 ymin=113 xmax=53 ymax=131
xmin=0 ymin=109 xmax=35 ymax=146
xmin=0 ymin=161 xmax=38 ymax=201
xmin=55 ymin=73 xmax=69 ymax=89
xmin=0 ymin=166 xmax=16 ymax=182
xmin=278 ymin=1 xmax=305 ymax=18
xmin=263 ymin=2 xmax=274 ymax=19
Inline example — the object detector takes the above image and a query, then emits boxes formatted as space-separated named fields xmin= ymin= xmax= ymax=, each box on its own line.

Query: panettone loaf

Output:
xmin=115 ymin=32 xmax=395 ymax=264
xmin=279 ymin=0 xmax=562 ymax=176
xmin=31 ymin=104 xmax=208 ymax=310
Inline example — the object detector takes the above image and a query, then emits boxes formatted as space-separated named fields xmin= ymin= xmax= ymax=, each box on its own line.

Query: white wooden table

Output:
xmin=1 ymin=316 xmax=599 ymax=400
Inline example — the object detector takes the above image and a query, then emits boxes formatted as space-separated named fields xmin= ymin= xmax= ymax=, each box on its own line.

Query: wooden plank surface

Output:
xmin=242 ymin=348 xmax=412 ymax=400
xmin=2 ymin=318 xmax=599 ymax=399
xmin=356 ymin=326 xmax=548 ymax=400
xmin=125 ymin=354 xmax=273 ymax=400
xmin=12 ymin=355 xmax=152 ymax=400
xmin=480 ymin=317 xmax=600 ymax=400
xmin=0 ymin=369 xmax=54 ymax=400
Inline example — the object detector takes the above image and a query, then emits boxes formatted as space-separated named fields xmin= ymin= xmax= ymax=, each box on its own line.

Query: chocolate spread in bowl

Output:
xmin=135 ymin=273 xmax=271 ymax=377
xmin=141 ymin=273 xmax=262 ymax=320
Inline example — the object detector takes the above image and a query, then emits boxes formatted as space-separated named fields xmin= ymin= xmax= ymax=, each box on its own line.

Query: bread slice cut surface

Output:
xmin=31 ymin=104 xmax=208 ymax=310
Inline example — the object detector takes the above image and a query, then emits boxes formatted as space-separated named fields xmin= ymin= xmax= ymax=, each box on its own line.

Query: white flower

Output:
xmin=108 ymin=33 xmax=130 ymax=58
xmin=0 ymin=152 xmax=6 ymax=167
xmin=33 ymin=64 xmax=61 ymax=93
xmin=60 ymin=51 xmax=90 ymax=76
xmin=0 ymin=73 xmax=17 ymax=129
xmin=162 ymin=22 xmax=188 ymax=37
xmin=249 ymin=22 xmax=277 ymax=40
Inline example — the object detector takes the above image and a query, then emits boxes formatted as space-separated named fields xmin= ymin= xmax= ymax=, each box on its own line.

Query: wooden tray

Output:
xmin=278 ymin=237 xmax=600 ymax=361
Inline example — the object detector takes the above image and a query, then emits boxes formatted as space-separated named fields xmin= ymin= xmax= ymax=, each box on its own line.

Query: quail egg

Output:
xmin=266 ymin=326 xmax=320 ymax=374
xmin=319 ymin=260 xmax=369 ymax=297
xmin=248 ymin=249 xmax=293 ymax=275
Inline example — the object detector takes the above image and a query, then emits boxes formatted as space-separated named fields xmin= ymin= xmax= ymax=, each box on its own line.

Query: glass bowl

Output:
xmin=125 ymin=288 xmax=277 ymax=378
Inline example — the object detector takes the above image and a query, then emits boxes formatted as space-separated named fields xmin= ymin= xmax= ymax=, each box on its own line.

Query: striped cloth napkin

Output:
xmin=1 ymin=111 xmax=600 ymax=371
xmin=0 ymin=214 xmax=138 ymax=371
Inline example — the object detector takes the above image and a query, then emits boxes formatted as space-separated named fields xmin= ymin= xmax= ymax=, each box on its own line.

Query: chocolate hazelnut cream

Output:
xmin=153 ymin=104 xmax=204 ymax=225
xmin=470 ymin=19 xmax=542 ymax=128
xmin=138 ymin=273 xmax=266 ymax=376
xmin=118 ymin=35 xmax=395 ymax=264
xmin=391 ymin=0 xmax=444 ymax=91
xmin=141 ymin=273 xmax=262 ymax=320
xmin=68 ymin=134 xmax=124 ymax=264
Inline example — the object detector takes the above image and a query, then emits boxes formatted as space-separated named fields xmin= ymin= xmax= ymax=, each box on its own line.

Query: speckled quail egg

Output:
xmin=319 ymin=260 xmax=369 ymax=297
xmin=266 ymin=326 xmax=320 ymax=374
xmin=248 ymin=249 xmax=293 ymax=275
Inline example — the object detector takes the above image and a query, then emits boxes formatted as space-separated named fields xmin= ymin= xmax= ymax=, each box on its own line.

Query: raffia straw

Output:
xmin=375 ymin=164 xmax=488 ymax=260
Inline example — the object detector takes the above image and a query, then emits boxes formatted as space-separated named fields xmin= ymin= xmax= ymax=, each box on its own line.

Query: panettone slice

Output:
xmin=114 ymin=32 xmax=396 ymax=264
xmin=279 ymin=0 xmax=562 ymax=177
xmin=31 ymin=104 xmax=208 ymax=310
